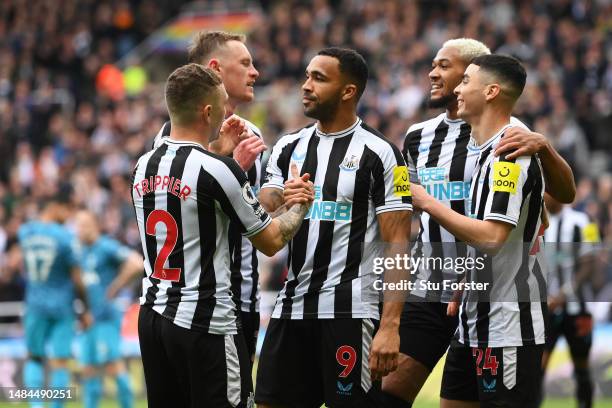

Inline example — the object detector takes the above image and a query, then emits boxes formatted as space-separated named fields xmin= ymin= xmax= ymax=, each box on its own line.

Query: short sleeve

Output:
xmin=261 ymin=138 xmax=287 ymax=190
xmin=372 ymin=144 xmax=414 ymax=215
xmin=483 ymin=155 xmax=538 ymax=226
xmin=402 ymin=127 xmax=419 ymax=184
xmin=211 ymin=158 xmax=272 ymax=238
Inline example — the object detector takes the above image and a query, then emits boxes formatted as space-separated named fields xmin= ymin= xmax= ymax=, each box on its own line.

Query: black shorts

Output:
xmin=545 ymin=311 xmax=593 ymax=359
xmin=239 ymin=311 xmax=260 ymax=365
xmin=441 ymin=339 xmax=544 ymax=407
xmin=255 ymin=318 xmax=381 ymax=407
xmin=399 ymin=300 xmax=458 ymax=370
xmin=138 ymin=306 xmax=253 ymax=408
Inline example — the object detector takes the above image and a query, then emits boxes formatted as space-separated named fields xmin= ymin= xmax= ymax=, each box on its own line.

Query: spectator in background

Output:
xmin=0 ymin=0 xmax=610 ymax=319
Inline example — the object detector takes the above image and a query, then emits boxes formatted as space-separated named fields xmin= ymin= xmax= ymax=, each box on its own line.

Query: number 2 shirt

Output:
xmin=131 ymin=139 xmax=270 ymax=335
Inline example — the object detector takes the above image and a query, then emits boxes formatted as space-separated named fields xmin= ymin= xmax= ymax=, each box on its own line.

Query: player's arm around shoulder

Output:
xmin=495 ymin=125 xmax=575 ymax=203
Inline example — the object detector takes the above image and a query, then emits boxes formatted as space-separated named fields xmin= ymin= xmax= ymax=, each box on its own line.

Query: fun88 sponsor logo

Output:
xmin=418 ymin=167 xmax=470 ymax=201
xmin=306 ymin=186 xmax=352 ymax=221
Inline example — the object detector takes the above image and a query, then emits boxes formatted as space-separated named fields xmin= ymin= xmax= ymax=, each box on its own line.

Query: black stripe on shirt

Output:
xmin=424 ymin=122 xmax=450 ymax=296
xmin=572 ymin=224 xmax=587 ymax=311
xmin=249 ymin=249 xmax=259 ymax=313
xmin=448 ymin=123 xmax=471 ymax=217
xmin=403 ymin=128 xmax=423 ymax=170
xmin=162 ymin=147 xmax=190 ymax=321
xmin=192 ymin=167 xmax=220 ymax=331
xmin=461 ymin=268 xmax=472 ymax=345
xmin=229 ymin=223 xmax=243 ymax=310
xmin=334 ymin=146 xmax=376 ymax=317
xmin=475 ymin=253 xmax=492 ymax=346
xmin=280 ymin=134 xmax=320 ymax=318
xmin=304 ymin=134 xmax=353 ymax=316
xmin=278 ymin=128 xmax=316 ymax=182
xmin=143 ymin=145 xmax=168 ymax=307
xmin=515 ymin=158 xmax=543 ymax=345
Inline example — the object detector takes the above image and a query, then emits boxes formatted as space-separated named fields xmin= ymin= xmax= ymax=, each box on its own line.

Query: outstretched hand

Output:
xmin=283 ymin=163 xmax=314 ymax=209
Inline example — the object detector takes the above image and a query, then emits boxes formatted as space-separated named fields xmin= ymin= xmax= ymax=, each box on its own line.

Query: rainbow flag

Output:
xmin=152 ymin=11 xmax=261 ymax=52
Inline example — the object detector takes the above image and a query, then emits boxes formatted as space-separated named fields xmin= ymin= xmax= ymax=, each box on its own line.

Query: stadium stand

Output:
xmin=0 ymin=0 xmax=610 ymax=403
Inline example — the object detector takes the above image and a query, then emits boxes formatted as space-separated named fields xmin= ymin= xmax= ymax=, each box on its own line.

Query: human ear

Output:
xmin=342 ymin=84 xmax=357 ymax=101
xmin=485 ymin=84 xmax=501 ymax=101
xmin=208 ymin=59 xmax=221 ymax=73
xmin=202 ymin=104 xmax=213 ymax=124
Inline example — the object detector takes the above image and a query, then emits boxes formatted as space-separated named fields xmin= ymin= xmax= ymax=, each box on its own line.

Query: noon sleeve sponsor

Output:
xmin=393 ymin=166 xmax=412 ymax=197
xmin=375 ymin=145 xmax=413 ymax=214
xmin=484 ymin=156 xmax=532 ymax=226
xmin=492 ymin=162 xmax=520 ymax=194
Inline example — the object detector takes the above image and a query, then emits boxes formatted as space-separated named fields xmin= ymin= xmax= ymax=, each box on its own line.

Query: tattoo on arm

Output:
xmin=269 ymin=205 xmax=288 ymax=218
xmin=260 ymin=188 xmax=285 ymax=213
xmin=276 ymin=203 xmax=309 ymax=244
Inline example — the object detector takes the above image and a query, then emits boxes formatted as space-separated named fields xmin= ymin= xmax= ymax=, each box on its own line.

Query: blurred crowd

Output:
xmin=0 ymin=0 xmax=611 ymax=308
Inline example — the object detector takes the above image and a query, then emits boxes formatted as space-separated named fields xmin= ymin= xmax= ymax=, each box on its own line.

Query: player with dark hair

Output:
xmin=75 ymin=210 xmax=143 ymax=408
xmin=383 ymin=38 xmax=576 ymax=408
xmin=17 ymin=192 xmax=92 ymax=408
xmin=153 ymin=31 xmax=267 ymax=363
xmin=133 ymin=63 xmax=313 ymax=407
xmin=540 ymin=193 xmax=599 ymax=408
xmin=411 ymin=54 xmax=546 ymax=407
xmin=256 ymin=47 xmax=413 ymax=407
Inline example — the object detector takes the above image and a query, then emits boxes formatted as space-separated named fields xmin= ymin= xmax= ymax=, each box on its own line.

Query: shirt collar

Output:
xmin=476 ymin=123 xmax=514 ymax=151
xmin=164 ymin=138 xmax=206 ymax=150
xmin=315 ymin=118 xmax=361 ymax=138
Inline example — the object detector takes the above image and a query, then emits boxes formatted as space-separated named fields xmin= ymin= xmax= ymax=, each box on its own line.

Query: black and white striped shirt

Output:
xmin=403 ymin=113 xmax=526 ymax=302
xmin=262 ymin=118 xmax=413 ymax=320
xmin=132 ymin=139 xmax=271 ymax=334
xmin=459 ymin=124 xmax=547 ymax=347
xmin=545 ymin=207 xmax=600 ymax=315
xmin=154 ymin=119 xmax=264 ymax=314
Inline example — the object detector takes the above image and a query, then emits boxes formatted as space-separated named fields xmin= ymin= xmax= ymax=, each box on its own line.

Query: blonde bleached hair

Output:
xmin=442 ymin=38 xmax=491 ymax=64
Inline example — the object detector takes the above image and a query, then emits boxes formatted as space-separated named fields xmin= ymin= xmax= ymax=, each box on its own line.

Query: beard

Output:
xmin=303 ymin=94 xmax=341 ymax=122
xmin=428 ymin=92 xmax=456 ymax=109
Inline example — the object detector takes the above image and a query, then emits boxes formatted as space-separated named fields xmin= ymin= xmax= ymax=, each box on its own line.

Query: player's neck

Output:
xmin=169 ymin=124 xmax=210 ymax=149
xmin=317 ymin=110 xmax=358 ymax=134
xmin=470 ymin=109 xmax=511 ymax=146
xmin=225 ymin=99 xmax=238 ymax=118
xmin=445 ymin=101 xmax=460 ymax=120
xmin=39 ymin=213 xmax=54 ymax=223
xmin=39 ymin=210 xmax=60 ymax=223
